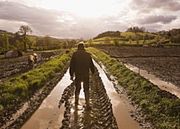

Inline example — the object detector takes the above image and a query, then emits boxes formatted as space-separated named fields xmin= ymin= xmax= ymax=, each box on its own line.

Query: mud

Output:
xmin=124 ymin=63 xmax=180 ymax=98
xmin=97 ymin=46 xmax=180 ymax=57
xmin=0 ymin=50 xmax=63 ymax=81
xmin=2 ymin=60 xmax=152 ymax=129
xmin=98 ymin=46 xmax=180 ymax=88
xmin=58 ymin=61 xmax=144 ymax=129
xmin=120 ymin=57 xmax=180 ymax=88
xmin=94 ymin=61 xmax=142 ymax=129
xmin=59 ymin=70 xmax=118 ymax=129
xmin=0 ymin=69 xmax=67 ymax=129
xmin=21 ymin=70 xmax=72 ymax=129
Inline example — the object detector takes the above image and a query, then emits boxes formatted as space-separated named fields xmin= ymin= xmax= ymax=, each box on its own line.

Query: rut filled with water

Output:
xmin=20 ymin=61 xmax=142 ymax=129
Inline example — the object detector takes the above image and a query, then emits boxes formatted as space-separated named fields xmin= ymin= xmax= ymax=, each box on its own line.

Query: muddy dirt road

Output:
xmin=21 ymin=71 xmax=72 ymax=129
xmin=20 ymin=61 xmax=142 ymax=129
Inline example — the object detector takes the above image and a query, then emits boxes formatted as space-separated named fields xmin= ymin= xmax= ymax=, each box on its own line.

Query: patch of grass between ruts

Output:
xmin=0 ymin=52 xmax=71 ymax=112
xmin=88 ymin=47 xmax=180 ymax=129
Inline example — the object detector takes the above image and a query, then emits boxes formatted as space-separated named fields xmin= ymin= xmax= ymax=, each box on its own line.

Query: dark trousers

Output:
xmin=75 ymin=75 xmax=89 ymax=106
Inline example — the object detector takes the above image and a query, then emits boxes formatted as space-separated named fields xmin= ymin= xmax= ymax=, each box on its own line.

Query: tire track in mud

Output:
xmin=58 ymin=69 xmax=118 ymax=129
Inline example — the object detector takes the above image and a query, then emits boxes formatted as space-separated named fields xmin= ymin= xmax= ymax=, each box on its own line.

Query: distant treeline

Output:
xmin=158 ymin=28 xmax=180 ymax=43
xmin=0 ymin=26 xmax=79 ymax=53
xmin=94 ymin=26 xmax=146 ymax=39
xmin=93 ymin=26 xmax=180 ymax=43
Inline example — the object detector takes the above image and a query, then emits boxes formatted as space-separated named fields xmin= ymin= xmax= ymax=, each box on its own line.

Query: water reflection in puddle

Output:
xmin=94 ymin=61 xmax=141 ymax=129
xmin=21 ymin=61 xmax=142 ymax=129
xmin=21 ymin=69 xmax=72 ymax=129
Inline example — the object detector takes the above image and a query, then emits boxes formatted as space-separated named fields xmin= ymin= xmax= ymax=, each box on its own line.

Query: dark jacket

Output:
xmin=70 ymin=49 xmax=94 ymax=78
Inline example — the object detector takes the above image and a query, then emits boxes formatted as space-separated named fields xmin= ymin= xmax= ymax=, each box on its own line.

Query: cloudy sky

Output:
xmin=0 ymin=0 xmax=180 ymax=39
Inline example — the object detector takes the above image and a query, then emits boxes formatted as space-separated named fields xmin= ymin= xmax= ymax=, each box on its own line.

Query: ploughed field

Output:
xmin=1 ymin=48 xmax=179 ymax=129
xmin=98 ymin=46 xmax=180 ymax=87
xmin=0 ymin=50 xmax=63 ymax=80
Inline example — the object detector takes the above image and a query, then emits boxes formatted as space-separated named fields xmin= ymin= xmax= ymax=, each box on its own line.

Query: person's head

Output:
xmin=77 ymin=43 xmax=85 ymax=50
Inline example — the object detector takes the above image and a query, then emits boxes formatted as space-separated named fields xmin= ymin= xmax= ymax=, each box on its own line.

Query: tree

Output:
xmin=2 ymin=33 xmax=9 ymax=52
xmin=18 ymin=25 xmax=32 ymax=51
xmin=126 ymin=26 xmax=145 ymax=33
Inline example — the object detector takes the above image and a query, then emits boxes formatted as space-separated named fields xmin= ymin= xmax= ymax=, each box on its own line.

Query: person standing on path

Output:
xmin=69 ymin=43 xmax=95 ymax=110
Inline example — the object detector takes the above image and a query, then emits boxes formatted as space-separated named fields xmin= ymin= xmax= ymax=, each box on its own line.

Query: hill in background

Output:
xmin=0 ymin=29 xmax=79 ymax=54
xmin=87 ymin=27 xmax=180 ymax=46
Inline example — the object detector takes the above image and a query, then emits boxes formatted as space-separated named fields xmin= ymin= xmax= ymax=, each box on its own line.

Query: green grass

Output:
xmin=0 ymin=52 xmax=71 ymax=111
xmin=88 ymin=47 xmax=180 ymax=129
xmin=121 ymin=32 xmax=156 ymax=39
xmin=87 ymin=31 xmax=170 ymax=46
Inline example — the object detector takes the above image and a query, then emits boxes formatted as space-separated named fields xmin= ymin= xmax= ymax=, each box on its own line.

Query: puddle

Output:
xmin=94 ymin=61 xmax=141 ymax=129
xmin=21 ymin=69 xmax=72 ymax=129
xmin=21 ymin=62 xmax=143 ymax=129
xmin=125 ymin=63 xmax=180 ymax=98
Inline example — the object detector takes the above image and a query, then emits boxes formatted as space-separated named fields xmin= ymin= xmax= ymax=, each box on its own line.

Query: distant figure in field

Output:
xmin=28 ymin=53 xmax=38 ymax=68
xmin=69 ymin=43 xmax=94 ymax=110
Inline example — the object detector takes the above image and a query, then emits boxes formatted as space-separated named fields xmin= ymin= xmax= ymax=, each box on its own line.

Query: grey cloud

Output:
xmin=138 ymin=15 xmax=177 ymax=24
xmin=132 ymin=0 xmax=180 ymax=11
xmin=0 ymin=2 xmax=57 ymax=24
xmin=0 ymin=1 xmax=130 ymax=38
xmin=1 ymin=1 xmax=178 ymax=38
xmin=0 ymin=1 xmax=80 ymax=38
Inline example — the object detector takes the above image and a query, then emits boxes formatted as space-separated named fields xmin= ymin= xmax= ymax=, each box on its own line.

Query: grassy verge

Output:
xmin=0 ymin=52 xmax=71 ymax=112
xmin=88 ymin=47 xmax=180 ymax=129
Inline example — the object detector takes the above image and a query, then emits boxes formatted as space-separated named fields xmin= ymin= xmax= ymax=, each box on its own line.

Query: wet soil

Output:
xmin=124 ymin=63 xmax=180 ymax=98
xmin=0 ymin=50 xmax=63 ymax=81
xmin=94 ymin=61 xmax=142 ymax=129
xmin=59 ymin=72 xmax=119 ymax=129
xmin=1 ymin=60 xmax=154 ymax=129
xmin=120 ymin=57 xmax=180 ymax=87
xmin=98 ymin=46 xmax=180 ymax=57
xmin=0 ymin=67 xmax=68 ymax=129
xmin=98 ymin=46 xmax=180 ymax=88
xmin=18 ymin=61 xmax=145 ymax=129
xmin=21 ymin=70 xmax=72 ymax=129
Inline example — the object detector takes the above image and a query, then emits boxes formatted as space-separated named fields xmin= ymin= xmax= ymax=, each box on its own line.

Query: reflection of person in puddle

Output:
xmin=70 ymin=43 xmax=95 ymax=110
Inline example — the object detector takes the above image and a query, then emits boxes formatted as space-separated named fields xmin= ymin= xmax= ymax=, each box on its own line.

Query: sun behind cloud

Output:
xmin=36 ymin=0 xmax=123 ymax=18
xmin=0 ymin=0 xmax=180 ymax=38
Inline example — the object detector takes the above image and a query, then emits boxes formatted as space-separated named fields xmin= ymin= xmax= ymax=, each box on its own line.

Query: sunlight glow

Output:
xmin=39 ymin=0 xmax=121 ymax=18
